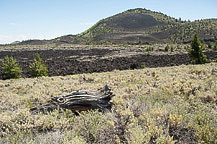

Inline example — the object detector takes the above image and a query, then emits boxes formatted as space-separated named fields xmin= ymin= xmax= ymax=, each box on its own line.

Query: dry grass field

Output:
xmin=0 ymin=63 xmax=216 ymax=143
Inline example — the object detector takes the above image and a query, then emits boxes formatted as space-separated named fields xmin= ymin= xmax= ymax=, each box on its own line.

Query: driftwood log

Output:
xmin=30 ymin=84 xmax=115 ymax=114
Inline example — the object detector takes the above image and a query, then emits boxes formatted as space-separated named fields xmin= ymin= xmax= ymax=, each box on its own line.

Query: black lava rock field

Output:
xmin=0 ymin=47 xmax=216 ymax=78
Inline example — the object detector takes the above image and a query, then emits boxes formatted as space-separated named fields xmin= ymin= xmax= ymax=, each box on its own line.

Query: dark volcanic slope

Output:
xmin=105 ymin=13 xmax=161 ymax=30
xmin=0 ymin=48 xmax=216 ymax=79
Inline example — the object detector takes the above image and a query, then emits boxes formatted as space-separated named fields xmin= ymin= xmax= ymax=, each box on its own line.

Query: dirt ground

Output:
xmin=0 ymin=46 xmax=216 ymax=78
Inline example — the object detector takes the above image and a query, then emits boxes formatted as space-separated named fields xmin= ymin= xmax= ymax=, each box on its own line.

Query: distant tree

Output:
xmin=170 ymin=45 xmax=174 ymax=52
xmin=165 ymin=45 xmax=169 ymax=52
xmin=1 ymin=56 xmax=22 ymax=79
xmin=188 ymin=34 xmax=207 ymax=64
xmin=138 ymin=40 xmax=142 ymax=45
xmin=29 ymin=53 xmax=48 ymax=77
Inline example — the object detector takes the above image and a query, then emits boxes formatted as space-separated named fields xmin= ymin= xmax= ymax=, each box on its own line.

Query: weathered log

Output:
xmin=30 ymin=84 xmax=115 ymax=114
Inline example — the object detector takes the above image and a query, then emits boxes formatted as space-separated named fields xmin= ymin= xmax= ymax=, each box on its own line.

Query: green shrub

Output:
xmin=147 ymin=47 xmax=153 ymax=51
xmin=188 ymin=34 xmax=207 ymax=64
xmin=29 ymin=53 xmax=48 ymax=77
xmin=1 ymin=56 xmax=22 ymax=79
xmin=165 ymin=45 xmax=169 ymax=52
xmin=140 ymin=63 xmax=146 ymax=69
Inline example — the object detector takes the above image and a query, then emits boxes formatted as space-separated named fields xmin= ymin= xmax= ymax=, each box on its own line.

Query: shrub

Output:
xmin=29 ymin=53 xmax=48 ymax=77
xmin=147 ymin=47 xmax=153 ymax=51
xmin=165 ymin=45 xmax=169 ymax=52
xmin=140 ymin=63 xmax=146 ymax=69
xmin=188 ymin=112 xmax=217 ymax=144
xmin=1 ymin=56 xmax=22 ymax=79
xmin=188 ymin=34 xmax=207 ymax=64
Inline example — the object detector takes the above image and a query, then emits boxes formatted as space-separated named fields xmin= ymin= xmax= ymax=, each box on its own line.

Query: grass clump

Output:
xmin=1 ymin=56 xmax=22 ymax=80
xmin=29 ymin=53 xmax=48 ymax=77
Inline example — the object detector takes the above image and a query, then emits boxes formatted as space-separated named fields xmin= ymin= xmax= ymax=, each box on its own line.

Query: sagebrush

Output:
xmin=0 ymin=63 xmax=216 ymax=143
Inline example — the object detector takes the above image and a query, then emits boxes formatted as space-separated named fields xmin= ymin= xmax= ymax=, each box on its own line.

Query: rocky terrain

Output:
xmin=0 ymin=45 xmax=216 ymax=78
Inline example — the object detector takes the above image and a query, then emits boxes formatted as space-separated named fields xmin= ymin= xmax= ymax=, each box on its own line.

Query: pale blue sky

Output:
xmin=0 ymin=0 xmax=216 ymax=44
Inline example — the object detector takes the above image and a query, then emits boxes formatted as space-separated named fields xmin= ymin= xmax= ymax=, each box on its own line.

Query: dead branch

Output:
xmin=30 ymin=84 xmax=115 ymax=114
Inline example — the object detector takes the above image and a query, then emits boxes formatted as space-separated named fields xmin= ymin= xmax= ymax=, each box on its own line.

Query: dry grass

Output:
xmin=0 ymin=63 xmax=216 ymax=143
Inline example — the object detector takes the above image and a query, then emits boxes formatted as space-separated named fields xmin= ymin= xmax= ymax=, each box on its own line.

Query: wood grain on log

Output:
xmin=30 ymin=84 xmax=115 ymax=114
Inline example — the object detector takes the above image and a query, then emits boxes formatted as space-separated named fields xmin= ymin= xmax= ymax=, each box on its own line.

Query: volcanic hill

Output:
xmin=18 ymin=8 xmax=217 ymax=45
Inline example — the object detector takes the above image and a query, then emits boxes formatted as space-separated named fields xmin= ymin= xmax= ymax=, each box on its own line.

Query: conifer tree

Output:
xmin=29 ymin=53 xmax=48 ymax=77
xmin=188 ymin=34 xmax=207 ymax=64
xmin=1 ymin=56 xmax=22 ymax=79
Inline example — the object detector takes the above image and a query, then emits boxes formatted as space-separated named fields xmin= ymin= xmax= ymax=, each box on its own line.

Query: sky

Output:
xmin=0 ymin=0 xmax=216 ymax=44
